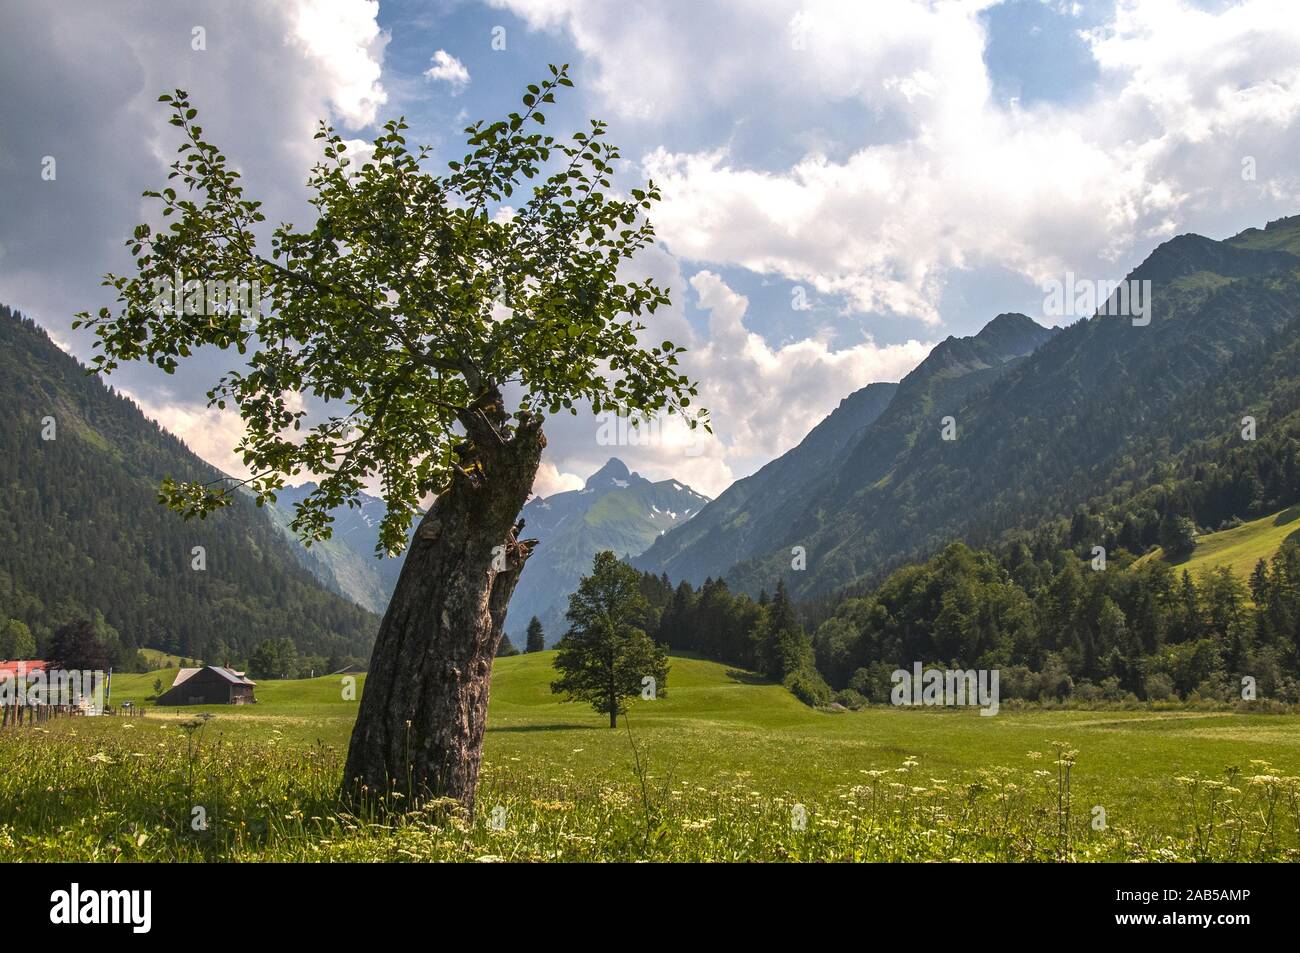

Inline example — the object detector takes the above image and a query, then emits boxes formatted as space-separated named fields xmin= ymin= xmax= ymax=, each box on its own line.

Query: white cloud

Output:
xmin=424 ymin=50 xmax=471 ymax=91
xmin=287 ymin=0 xmax=389 ymax=127
xmin=495 ymin=0 xmax=1300 ymax=325
xmin=1086 ymin=0 xmax=1300 ymax=143
xmin=529 ymin=259 xmax=933 ymax=499
xmin=125 ymin=392 xmax=252 ymax=480
xmin=680 ymin=270 xmax=932 ymax=486
xmin=531 ymin=462 xmax=585 ymax=498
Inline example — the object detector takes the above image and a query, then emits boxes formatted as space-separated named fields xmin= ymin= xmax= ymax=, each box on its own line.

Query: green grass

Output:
xmin=135 ymin=648 xmax=200 ymax=670
xmin=1136 ymin=504 xmax=1300 ymax=582
xmin=1227 ymin=215 xmax=1300 ymax=256
xmin=3 ymin=653 xmax=1298 ymax=861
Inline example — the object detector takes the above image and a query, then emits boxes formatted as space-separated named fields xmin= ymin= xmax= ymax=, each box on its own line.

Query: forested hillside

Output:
xmin=722 ymin=218 xmax=1300 ymax=598
xmin=630 ymin=218 xmax=1300 ymax=707
xmin=0 ymin=305 xmax=377 ymax=665
xmin=633 ymin=348 xmax=1300 ymax=706
xmin=638 ymin=312 xmax=1056 ymax=587
xmin=635 ymin=380 xmax=899 ymax=584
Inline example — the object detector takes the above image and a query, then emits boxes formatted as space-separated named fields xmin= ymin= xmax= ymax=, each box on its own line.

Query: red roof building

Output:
xmin=0 ymin=660 xmax=49 ymax=678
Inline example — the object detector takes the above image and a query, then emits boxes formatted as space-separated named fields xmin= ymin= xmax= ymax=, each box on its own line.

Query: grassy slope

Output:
xmin=104 ymin=652 xmax=1300 ymax=829
xmin=137 ymin=649 xmax=200 ymax=669
xmin=1135 ymin=504 xmax=1300 ymax=581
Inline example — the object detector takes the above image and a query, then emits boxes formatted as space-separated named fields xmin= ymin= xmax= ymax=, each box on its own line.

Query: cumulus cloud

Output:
xmin=530 ymin=258 xmax=933 ymax=498
xmin=494 ymin=0 xmax=1300 ymax=324
xmin=679 ymin=270 xmax=932 ymax=487
xmin=0 ymin=0 xmax=389 ymax=411
xmin=424 ymin=50 xmax=470 ymax=91
xmin=531 ymin=462 xmax=585 ymax=498
xmin=286 ymin=0 xmax=389 ymax=126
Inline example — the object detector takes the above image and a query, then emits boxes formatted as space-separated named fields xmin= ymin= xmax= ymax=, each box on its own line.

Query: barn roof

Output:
xmin=210 ymin=666 xmax=256 ymax=686
xmin=171 ymin=666 xmax=256 ymax=688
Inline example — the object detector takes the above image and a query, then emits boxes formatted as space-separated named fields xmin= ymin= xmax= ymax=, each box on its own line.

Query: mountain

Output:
xmin=800 ymin=312 xmax=1057 ymax=538
xmin=511 ymin=458 xmax=709 ymax=644
xmin=634 ymin=381 xmax=898 ymax=584
xmin=637 ymin=312 xmax=1057 ymax=586
xmin=265 ymin=484 xmax=404 ymax=615
xmin=0 ymin=304 xmax=378 ymax=663
xmin=721 ymin=217 xmax=1300 ymax=598
xmin=263 ymin=460 xmax=709 ymax=637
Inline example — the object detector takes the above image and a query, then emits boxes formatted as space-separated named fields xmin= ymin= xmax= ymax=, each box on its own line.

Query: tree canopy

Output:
xmin=551 ymin=551 xmax=668 ymax=726
xmin=77 ymin=65 xmax=706 ymax=556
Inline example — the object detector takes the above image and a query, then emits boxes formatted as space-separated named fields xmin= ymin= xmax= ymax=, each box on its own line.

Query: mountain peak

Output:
xmin=587 ymin=457 xmax=631 ymax=486
xmin=510 ymin=457 xmax=706 ymax=643
xmin=980 ymin=312 xmax=1039 ymax=334
xmin=974 ymin=312 xmax=1054 ymax=355
xmin=919 ymin=313 xmax=1053 ymax=378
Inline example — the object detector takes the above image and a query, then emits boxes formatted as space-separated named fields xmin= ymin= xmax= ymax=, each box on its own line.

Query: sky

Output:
xmin=1 ymin=0 xmax=1299 ymax=500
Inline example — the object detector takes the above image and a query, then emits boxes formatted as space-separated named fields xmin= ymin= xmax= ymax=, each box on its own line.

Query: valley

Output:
xmin=3 ymin=653 xmax=1296 ymax=862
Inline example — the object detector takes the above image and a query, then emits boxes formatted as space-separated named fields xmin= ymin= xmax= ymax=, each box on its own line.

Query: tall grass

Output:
xmin=1 ymin=718 xmax=1297 ymax=862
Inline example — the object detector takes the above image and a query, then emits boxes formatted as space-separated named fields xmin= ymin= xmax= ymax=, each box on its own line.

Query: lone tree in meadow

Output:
xmin=76 ymin=66 xmax=704 ymax=812
xmin=525 ymin=616 xmax=546 ymax=653
xmin=551 ymin=551 xmax=668 ymax=727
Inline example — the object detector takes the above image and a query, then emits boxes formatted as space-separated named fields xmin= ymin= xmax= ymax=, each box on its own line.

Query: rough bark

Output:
xmin=342 ymin=388 xmax=543 ymax=815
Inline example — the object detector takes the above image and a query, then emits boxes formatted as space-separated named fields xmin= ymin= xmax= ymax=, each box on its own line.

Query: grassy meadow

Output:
xmin=1136 ymin=504 xmax=1300 ymax=582
xmin=2 ymin=652 xmax=1299 ymax=862
xmin=135 ymin=648 xmax=200 ymax=670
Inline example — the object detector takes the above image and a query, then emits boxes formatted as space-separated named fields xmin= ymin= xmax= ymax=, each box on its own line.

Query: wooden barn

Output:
xmin=156 ymin=666 xmax=256 ymax=706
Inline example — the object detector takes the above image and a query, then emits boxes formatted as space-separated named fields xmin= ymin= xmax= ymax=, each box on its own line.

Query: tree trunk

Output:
xmin=342 ymin=389 xmax=543 ymax=816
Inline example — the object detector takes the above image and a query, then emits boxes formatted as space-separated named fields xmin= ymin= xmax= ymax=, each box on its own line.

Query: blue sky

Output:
xmin=2 ymin=0 xmax=1299 ymax=498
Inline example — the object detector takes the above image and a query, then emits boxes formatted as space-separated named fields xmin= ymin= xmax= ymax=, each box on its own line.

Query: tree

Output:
xmin=551 ymin=551 xmax=668 ymax=727
xmin=47 ymin=619 xmax=110 ymax=672
xmin=496 ymin=633 xmax=520 ymax=657
xmin=211 ymin=639 xmax=234 ymax=667
xmin=76 ymin=68 xmax=703 ymax=812
xmin=525 ymin=616 xmax=545 ymax=653
xmin=248 ymin=640 xmax=280 ymax=679
xmin=275 ymin=637 xmax=299 ymax=678
xmin=660 ymin=580 xmax=696 ymax=650
xmin=761 ymin=579 xmax=807 ymax=680
xmin=0 ymin=619 xmax=36 ymax=659
xmin=1159 ymin=513 xmax=1198 ymax=559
